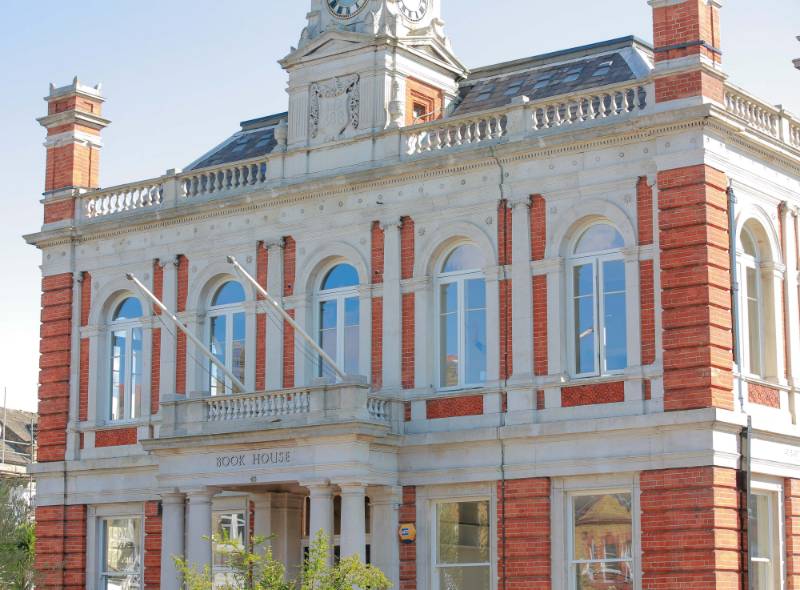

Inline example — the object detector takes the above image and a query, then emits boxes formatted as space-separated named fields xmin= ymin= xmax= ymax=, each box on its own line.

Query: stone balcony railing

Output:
xmin=158 ymin=382 xmax=401 ymax=439
xmin=70 ymin=80 xmax=800 ymax=226
xmin=724 ymin=83 xmax=800 ymax=148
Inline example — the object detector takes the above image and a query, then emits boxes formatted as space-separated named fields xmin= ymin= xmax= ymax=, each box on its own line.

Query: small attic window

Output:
xmin=562 ymin=66 xmax=584 ymax=83
xmin=504 ymin=82 xmax=524 ymax=96
xmin=593 ymin=61 xmax=614 ymax=77
xmin=474 ymin=91 xmax=494 ymax=102
xmin=533 ymin=75 xmax=552 ymax=90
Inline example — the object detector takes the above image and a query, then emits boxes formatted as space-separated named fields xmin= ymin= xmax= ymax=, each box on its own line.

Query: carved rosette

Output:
xmin=309 ymin=74 xmax=361 ymax=141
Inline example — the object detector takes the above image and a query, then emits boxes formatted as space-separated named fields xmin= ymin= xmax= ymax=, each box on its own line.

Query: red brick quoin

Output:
xmin=786 ymin=479 xmax=800 ymax=589
xmin=640 ymin=467 xmax=741 ymax=589
xmin=35 ymin=504 xmax=87 ymax=590
xmin=400 ymin=486 xmax=417 ymax=590
xmin=144 ymin=501 xmax=163 ymax=590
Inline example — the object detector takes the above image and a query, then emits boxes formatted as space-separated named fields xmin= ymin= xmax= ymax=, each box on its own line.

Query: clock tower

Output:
xmin=280 ymin=0 xmax=466 ymax=150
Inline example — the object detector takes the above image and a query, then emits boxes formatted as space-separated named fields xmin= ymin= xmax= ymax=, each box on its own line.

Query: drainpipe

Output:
xmin=729 ymin=183 xmax=753 ymax=589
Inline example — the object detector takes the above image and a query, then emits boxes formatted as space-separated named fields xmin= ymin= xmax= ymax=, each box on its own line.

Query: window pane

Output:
xmin=574 ymin=224 xmax=624 ymax=255
xmin=440 ymin=283 xmax=459 ymax=387
xmin=751 ymin=494 xmax=772 ymax=560
xmin=574 ymin=265 xmax=595 ymax=374
xmin=437 ymin=501 xmax=490 ymax=565
xmin=210 ymin=315 xmax=227 ymax=395
xmin=212 ymin=281 xmax=246 ymax=306
xmin=319 ymin=300 xmax=338 ymax=379
xmin=439 ymin=566 xmax=491 ymax=590
xmin=104 ymin=518 xmax=141 ymax=575
xmin=130 ymin=328 xmax=143 ymax=419
xmin=344 ymin=298 xmax=359 ymax=375
xmin=213 ymin=512 xmax=246 ymax=567
xmin=322 ymin=264 xmax=360 ymax=290
xmin=575 ymin=562 xmax=633 ymax=590
xmin=465 ymin=279 xmax=487 ymax=385
xmin=443 ymin=245 xmax=484 ymax=273
xmin=746 ymin=267 xmax=762 ymax=375
xmin=573 ymin=494 xmax=632 ymax=564
xmin=602 ymin=261 xmax=627 ymax=372
xmin=232 ymin=312 xmax=246 ymax=385
xmin=113 ymin=297 xmax=143 ymax=321
xmin=742 ymin=229 xmax=758 ymax=258
xmin=752 ymin=561 xmax=771 ymax=590
xmin=110 ymin=330 xmax=127 ymax=421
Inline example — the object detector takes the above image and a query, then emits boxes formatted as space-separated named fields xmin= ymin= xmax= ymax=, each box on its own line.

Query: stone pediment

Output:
xmin=401 ymin=38 xmax=467 ymax=76
xmin=281 ymin=31 xmax=375 ymax=67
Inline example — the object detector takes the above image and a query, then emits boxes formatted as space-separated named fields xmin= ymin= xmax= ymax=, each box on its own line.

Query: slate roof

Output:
xmin=452 ymin=36 xmax=651 ymax=116
xmin=186 ymin=37 xmax=652 ymax=170
xmin=187 ymin=112 xmax=287 ymax=171
xmin=0 ymin=409 xmax=37 ymax=470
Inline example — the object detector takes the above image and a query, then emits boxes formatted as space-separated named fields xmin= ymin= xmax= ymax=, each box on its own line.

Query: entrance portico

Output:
xmin=146 ymin=427 xmax=400 ymax=589
xmin=158 ymin=481 xmax=400 ymax=590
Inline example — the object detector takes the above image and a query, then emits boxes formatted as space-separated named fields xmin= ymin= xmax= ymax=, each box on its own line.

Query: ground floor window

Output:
xmin=434 ymin=499 xmax=491 ymax=590
xmin=100 ymin=517 xmax=142 ymax=590
xmin=569 ymin=493 xmax=633 ymax=590
xmin=213 ymin=511 xmax=247 ymax=588
xmin=751 ymin=491 xmax=781 ymax=590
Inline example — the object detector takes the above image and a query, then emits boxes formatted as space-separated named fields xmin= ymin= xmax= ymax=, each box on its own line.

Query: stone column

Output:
xmin=160 ymin=492 xmax=186 ymax=590
xmin=382 ymin=221 xmax=402 ymax=390
xmin=250 ymin=492 xmax=272 ymax=554
xmin=305 ymin=483 xmax=335 ymax=564
xmin=271 ymin=492 xmax=303 ymax=579
xmin=185 ymin=488 xmax=214 ymax=572
xmin=370 ymin=486 xmax=401 ymax=587
xmin=339 ymin=483 xmax=367 ymax=561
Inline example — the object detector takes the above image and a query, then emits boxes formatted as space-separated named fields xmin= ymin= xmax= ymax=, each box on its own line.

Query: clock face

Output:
xmin=398 ymin=0 xmax=430 ymax=22
xmin=326 ymin=0 xmax=369 ymax=19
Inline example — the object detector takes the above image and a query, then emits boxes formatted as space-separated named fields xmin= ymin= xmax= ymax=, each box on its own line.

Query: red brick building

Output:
xmin=25 ymin=1 xmax=800 ymax=589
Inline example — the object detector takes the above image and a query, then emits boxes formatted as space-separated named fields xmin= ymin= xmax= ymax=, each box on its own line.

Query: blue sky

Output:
xmin=0 ymin=0 xmax=798 ymax=411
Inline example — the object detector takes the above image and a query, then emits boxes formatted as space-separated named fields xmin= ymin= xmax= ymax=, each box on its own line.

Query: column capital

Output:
xmin=302 ymin=481 xmax=334 ymax=495
xmin=380 ymin=219 xmax=403 ymax=232
xmin=265 ymin=239 xmax=285 ymax=252
xmin=336 ymin=482 xmax=368 ymax=496
xmin=368 ymin=485 xmax=402 ymax=505
xmin=509 ymin=196 xmax=532 ymax=210
xmin=184 ymin=487 xmax=217 ymax=502
xmin=160 ymin=491 xmax=186 ymax=505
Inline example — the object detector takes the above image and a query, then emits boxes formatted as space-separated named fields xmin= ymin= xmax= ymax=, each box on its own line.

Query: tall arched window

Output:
xmin=739 ymin=227 xmax=764 ymax=377
xmin=569 ymin=223 xmax=628 ymax=377
xmin=109 ymin=297 xmax=144 ymax=421
xmin=317 ymin=264 xmax=360 ymax=379
xmin=437 ymin=244 xmax=487 ymax=388
xmin=208 ymin=281 xmax=246 ymax=395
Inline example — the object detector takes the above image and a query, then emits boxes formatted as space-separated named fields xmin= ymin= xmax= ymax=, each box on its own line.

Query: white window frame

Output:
xmin=566 ymin=487 xmax=637 ymax=590
xmin=107 ymin=298 xmax=145 ymax=422
xmin=739 ymin=227 xmax=765 ymax=379
xmin=315 ymin=265 xmax=361 ymax=379
xmin=97 ymin=515 xmax=144 ymax=590
xmin=750 ymin=480 xmax=785 ymax=590
xmin=431 ymin=496 xmax=494 ymax=590
xmin=567 ymin=231 xmax=628 ymax=379
xmin=207 ymin=282 xmax=247 ymax=396
xmin=435 ymin=256 xmax=487 ymax=391
xmin=212 ymin=509 xmax=248 ymax=586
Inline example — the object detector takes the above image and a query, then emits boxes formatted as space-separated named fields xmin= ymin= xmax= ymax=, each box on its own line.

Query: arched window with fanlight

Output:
xmin=739 ymin=226 xmax=765 ymax=378
xmin=437 ymin=244 xmax=487 ymax=389
xmin=109 ymin=296 xmax=145 ymax=421
xmin=569 ymin=223 xmax=628 ymax=377
xmin=317 ymin=263 xmax=360 ymax=380
xmin=208 ymin=281 xmax=247 ymax=395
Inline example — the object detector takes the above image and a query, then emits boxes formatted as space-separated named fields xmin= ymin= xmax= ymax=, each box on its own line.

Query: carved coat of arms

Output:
xmin=309 ymin=74 xmax=360 ymax=142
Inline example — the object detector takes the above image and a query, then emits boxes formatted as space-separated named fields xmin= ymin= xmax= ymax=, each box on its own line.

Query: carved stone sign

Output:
xmin=214 ymin=449 xmax=294 ymax=470
xmin=310 ymin=74 xmax=360 ymax=142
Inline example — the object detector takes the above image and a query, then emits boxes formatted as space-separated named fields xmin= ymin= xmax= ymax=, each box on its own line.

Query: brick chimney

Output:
xmin=37 ymin=77 xmax=110 ymax=225
xmin=649 ymin=0 xmax=725 ymax=105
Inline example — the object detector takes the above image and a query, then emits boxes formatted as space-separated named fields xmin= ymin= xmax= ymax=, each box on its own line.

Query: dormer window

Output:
xmin=593 ymin=61 xmax=614 ymax=77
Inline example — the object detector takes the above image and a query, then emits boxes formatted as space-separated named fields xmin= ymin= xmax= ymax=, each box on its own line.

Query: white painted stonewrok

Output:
xmin=25 ymin=1 xmax=800 ymax=589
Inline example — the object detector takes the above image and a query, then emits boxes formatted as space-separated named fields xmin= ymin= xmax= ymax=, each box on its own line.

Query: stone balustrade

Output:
xmin=83 ymin=180 xmax=164 ymax=219
xmin=71 ymin=80 xmax=800 ymax=226
xmin=206 ymin=390 xmax=311 ymax=422
xmin=159 ymin=382 xmax=399 ymax=438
